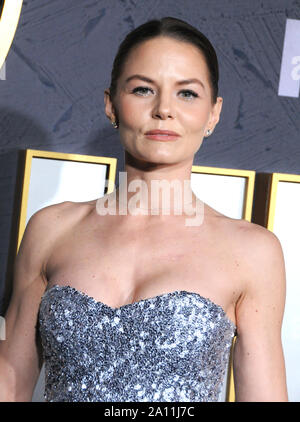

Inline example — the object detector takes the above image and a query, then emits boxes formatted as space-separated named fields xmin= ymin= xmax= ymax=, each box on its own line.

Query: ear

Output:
xmin=104 ymin=89 xmax=117 ymax=123
xmin=205 ymin=97 xmax=223 ymax=134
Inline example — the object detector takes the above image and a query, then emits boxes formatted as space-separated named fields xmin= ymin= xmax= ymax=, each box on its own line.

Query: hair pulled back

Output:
xmin=108 ymin=17 xmax=219 ymax=107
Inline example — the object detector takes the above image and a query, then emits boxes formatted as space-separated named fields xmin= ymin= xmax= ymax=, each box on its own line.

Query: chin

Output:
xmin=138 ymin=153 xmax=180 ymax=165
xmin=125 ymin=145 xmax=186 ymax=165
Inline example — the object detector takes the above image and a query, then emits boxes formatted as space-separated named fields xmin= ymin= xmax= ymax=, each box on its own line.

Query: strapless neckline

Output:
xmin=43 ymin=283 xmax=237 ymax=329
xmin=39 ymin=283 xmax=237 ymax=401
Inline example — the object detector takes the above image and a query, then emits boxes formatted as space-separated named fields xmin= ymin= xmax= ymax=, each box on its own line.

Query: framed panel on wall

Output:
xmin=191 ymin=165 xmax=255 ymax=221
xmin=264 ymin=172 xmax=300 ymax=402
xmin=17 ymin=149 xmax=117 ymax=253
xmin=191 ymin=165 xmax=256 ymax=402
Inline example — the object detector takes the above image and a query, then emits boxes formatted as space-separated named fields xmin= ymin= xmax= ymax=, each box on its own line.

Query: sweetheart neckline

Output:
xmin=42 ymin=284 xmax=236 ymax=329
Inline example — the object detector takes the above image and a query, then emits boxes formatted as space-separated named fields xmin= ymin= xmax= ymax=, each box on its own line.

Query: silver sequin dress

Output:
xmin=38 ymin=284 xmax=236 ymax=402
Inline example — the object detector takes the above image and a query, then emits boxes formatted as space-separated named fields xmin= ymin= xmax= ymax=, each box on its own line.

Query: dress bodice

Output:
xmin=38 ymin=284 xmax=236 ymax=402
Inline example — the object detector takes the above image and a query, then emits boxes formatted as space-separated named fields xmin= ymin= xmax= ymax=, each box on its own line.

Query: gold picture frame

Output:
xmin=265 ymin=172 xmax=300 ymax=231
xmin=191 ymin=165 xmax=255 ymax=222
xmin=191 ymin=165 xmax=256 ymax=402
xmin=17 ymin=149 xmax=117 ymax=253
xmin=261 ymin=172 xmax=300 ymax=401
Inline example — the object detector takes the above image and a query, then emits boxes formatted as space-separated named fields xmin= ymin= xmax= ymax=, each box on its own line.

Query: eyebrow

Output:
xmin=124 ymin=74 xmax=205 ymax=90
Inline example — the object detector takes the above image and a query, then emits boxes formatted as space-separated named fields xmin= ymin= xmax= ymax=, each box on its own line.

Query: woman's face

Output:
xmin=105 ymin=36 xmax=223 ymax=165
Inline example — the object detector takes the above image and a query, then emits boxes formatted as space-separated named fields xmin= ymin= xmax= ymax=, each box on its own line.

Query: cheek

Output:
xmin=180 ymin=106 xmax=210 ymax=132
xmin=117 ymin=96 xmax=146 ymax=128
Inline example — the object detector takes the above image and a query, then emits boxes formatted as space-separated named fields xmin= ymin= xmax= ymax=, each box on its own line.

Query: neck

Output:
xmin=115 ymin=156 xmax=198 ymax=215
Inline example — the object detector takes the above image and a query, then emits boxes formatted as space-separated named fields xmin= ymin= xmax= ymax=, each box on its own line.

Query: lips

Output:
xmin=144 ymin=129 xmax=181 ymax=141
xmin=145 ymin=130 xmax=180 ymax=136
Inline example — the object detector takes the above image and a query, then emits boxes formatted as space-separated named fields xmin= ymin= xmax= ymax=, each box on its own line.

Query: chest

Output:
xmin=46 ymin=216 xmax=234 ymax=290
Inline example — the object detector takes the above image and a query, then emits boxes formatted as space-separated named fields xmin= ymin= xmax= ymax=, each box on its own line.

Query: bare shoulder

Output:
xmin=207 ymin=204 xmax=285 ymax=290
xmin=230 ymin=218 xmax=285 ymax=270
xmin=228 ymin=219 xmax=288 ymax=400
xmin=24 ymin=199 xmax=95 ymax=236
xmin=204 ymin=201 xmax=283 ymax=250
xmin=211 ymin=205 xmax=283 ymax=258
xmin=222 ymin=216 xmax=286 ymax=307
xmin=20 ymin=201 xmax=79 ymax=251
xmin=15 ymin=200 xmax=94 ymax=285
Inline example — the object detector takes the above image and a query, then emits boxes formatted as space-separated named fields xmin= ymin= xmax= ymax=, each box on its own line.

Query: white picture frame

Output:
xmin=265 ymin=173 xmax=300 ymax=402
xmin=191 ymin=165 xmax=256 ymax=402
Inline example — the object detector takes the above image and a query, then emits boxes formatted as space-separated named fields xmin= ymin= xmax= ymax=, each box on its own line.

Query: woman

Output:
xmin=0 ymin=17 xmax=288 ymax=402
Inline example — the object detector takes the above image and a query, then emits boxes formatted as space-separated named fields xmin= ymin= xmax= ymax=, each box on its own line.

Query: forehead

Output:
xmin=120 ymin=36 xmax=210 ymax=81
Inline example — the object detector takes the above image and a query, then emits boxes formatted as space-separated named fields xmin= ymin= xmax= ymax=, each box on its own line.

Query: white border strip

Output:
xmin=0 ymin=0 xmax=23 ymax=69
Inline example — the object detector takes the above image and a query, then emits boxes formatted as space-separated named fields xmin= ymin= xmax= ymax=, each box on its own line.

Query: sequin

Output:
xmin=38 ymin=285 xmax=236 ymax=402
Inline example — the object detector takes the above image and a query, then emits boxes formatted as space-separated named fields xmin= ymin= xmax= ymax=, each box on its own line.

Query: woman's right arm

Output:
xmin=0 ymin=203 xmax=68 ymax=401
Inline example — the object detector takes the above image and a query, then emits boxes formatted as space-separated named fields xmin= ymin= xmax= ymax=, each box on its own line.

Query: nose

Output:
xmin=152 ymin=92 xmax=175 ymax=120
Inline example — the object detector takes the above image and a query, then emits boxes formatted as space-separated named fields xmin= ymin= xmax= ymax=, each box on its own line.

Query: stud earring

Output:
xmin=111 ymin=121 xmax=118 ymax=129
xmin=206 ymin=129 xmax=212 ymax=136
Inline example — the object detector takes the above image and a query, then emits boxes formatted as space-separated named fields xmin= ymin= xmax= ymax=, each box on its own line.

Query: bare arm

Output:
xmin=0 ymin=203 xmax=69 ymax=401
xmin=233 ymin=225 xmax=288 ymax=401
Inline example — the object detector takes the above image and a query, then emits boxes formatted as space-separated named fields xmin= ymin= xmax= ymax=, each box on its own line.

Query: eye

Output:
xmin=178 ymin=89 xmax=199 ymax=100
xmin=132 ymin=86 xmax=154 ymax=96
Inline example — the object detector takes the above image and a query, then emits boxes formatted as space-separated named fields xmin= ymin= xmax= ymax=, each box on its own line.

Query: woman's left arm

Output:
xmin=233 ymin=225 xmax=289 ymax=402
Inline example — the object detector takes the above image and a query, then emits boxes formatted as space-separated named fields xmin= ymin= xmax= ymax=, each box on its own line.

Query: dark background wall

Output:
xmin=0 ymin=0 xmax=300 ymax=313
